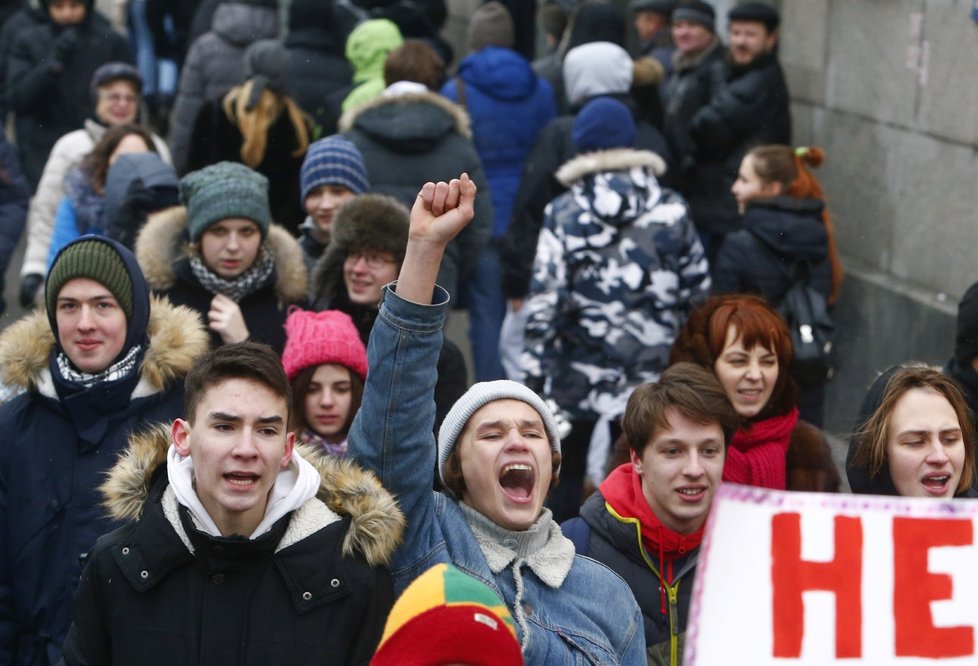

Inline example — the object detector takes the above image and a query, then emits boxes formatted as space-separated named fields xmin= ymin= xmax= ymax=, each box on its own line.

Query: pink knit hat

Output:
xmin=282 ymin=309 xmax=368 ymax=380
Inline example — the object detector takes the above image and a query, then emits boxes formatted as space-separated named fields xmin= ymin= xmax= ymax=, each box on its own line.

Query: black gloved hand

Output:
xmin=52 ymin=27 xmax=81 ymax=64
xmin=18 ymin=273 xmax=43 ymax=309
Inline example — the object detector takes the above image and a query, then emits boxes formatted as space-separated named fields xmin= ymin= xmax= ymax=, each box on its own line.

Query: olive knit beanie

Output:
xmin=180 ymin=162 xmax=271 ymax=241
xmin=46 ymin=237 xmax=134 ymax=322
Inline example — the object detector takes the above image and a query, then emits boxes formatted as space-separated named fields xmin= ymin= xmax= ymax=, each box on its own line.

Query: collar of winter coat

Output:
xmin=673 ymin=37 xmax=722 ymax=72
xmin=339 ymin=89 xmax=472 ymax=147
xmin=555 ymin=148 xmax=667 ymax=187
xmin=598 ymin=465 xmax=704 ymax=569
xmin=211 ymin=2 xmax=279 ymax=47
xmin=743 ymin=196 xmax=828 ymax=262
xmin=135 ymin=206 xmax=308 ymax=305
xmin=0 ymin=295 xmax=209 ymax=400
xmin=99 ymin=424 xmax=405 ymax=566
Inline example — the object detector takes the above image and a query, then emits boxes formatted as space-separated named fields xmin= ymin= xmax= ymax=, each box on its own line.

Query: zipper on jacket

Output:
xmin=668 ymin=584 xmax=680 ymax=666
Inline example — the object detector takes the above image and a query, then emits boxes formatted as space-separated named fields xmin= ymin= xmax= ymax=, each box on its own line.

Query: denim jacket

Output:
xmin=348 ymin=286 xmax=646 ymax=665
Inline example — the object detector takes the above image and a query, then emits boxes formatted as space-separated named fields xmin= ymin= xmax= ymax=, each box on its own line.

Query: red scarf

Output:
xmin=723 ymin=407 xmax=798 ymax=489
xmin=600 ymin=464 xmax=705 ymax=615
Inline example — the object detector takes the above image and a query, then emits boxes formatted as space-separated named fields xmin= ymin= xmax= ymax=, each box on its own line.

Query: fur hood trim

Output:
xmin=338 ymin=89 xmax=472 ymax=138
xmin=100 ymin=426 xmax=405 ymax=567
xmin=556 ymin=148 xmax=666 ymax=187
xmin=136 ymin=207 xmax=308 ymax=304
xmin=633 ymin=56 xmax=666 ymax=87
xmin=0 ymin=295 xmax=209 ymax=393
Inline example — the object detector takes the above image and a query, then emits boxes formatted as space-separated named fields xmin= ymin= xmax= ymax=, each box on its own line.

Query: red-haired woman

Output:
xmin=670 ymin=294 xmax=839 ymax=492
xmin=713 ymin=145 xmax=843 ymax=426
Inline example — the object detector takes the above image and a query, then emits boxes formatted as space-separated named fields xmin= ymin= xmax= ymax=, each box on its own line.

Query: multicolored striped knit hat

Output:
xmin=371 ymin=563 xmax=523 ymax=665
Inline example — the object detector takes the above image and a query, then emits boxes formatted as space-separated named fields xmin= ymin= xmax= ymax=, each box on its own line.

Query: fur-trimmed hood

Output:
xmin=555 ymin=148 xmax=666 ymax=187
xmin=339 ymin=89 xmax=472 ymax=142
xmin=0 ymin=295 xmax=209 ymax=397
xmin=135 ymin=206 xmax=308 ymax=305
xmin=100 ymin=425 xmax=405 ymax=567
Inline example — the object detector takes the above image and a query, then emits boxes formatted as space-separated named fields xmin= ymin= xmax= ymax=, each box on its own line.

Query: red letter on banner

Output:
xmin=893 ymin=517 xmax=973 ymax=657
xmin=771 ymin=513 xmax=863 ymax=658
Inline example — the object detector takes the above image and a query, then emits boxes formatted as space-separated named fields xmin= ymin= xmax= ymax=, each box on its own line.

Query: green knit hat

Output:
xmin=46 ymin=238 xmax=134 ymax=322
xmin=179 ymin=162 xmax=272 ymax=241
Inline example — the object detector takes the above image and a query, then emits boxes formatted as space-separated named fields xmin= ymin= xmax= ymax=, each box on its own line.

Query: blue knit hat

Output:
xmin=180 ymin=162 xmax=271 ymax=241
xmin=572 ymin=97 xmax=637 ymax=152
xmin=300 ymin=136 xmax=370 ymax=203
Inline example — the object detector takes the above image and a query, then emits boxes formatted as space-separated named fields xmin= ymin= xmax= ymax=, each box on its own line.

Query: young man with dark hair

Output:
xmin=348 ymin=173 xmax=646 ymax=663
xmin=61 ymin=341 xmax=404 ymax=665
xmin=0 ymin=236 xmax=208 ymax=665
xmin=562 ymin=362 xmax=741 ymax=666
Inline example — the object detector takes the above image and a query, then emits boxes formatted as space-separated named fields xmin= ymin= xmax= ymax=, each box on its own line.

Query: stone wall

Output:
xmin=781 ymin=0 xmax=978 ymax=435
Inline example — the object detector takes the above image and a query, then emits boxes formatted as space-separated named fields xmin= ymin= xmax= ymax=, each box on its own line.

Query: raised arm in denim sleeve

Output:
xmin=347 ymin=285 xmax=448 ymax=569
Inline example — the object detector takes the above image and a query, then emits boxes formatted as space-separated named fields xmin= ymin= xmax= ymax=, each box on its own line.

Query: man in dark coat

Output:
xmin=0 ymin=236 xmax=209 ymax=665
xmin=562 ymin=363 xmax=740 ymax=666
xmin=660 ymin=0 xmax=725 ymax=192
xmin=5 ymin=0 xmax=130 ymax=187
xmin=61 ymin=342 xmax=403 ymax=665
xmin=686 ymin=1 xmax=791 ymax=256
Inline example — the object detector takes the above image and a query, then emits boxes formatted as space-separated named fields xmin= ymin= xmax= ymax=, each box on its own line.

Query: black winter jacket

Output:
xmin=6 ymin=8 xmax=130 ymax=187
xmin=61 ymin=427 xmax=403 ymax=666
xmin=135 ymin=207 xmax=309 ymax=355
xmin=283 ymin=21 xmax=352 ymax=134
xmin=686 ymin=53 xmax=791 ymax=236
xmin=500 ymin=93 xmax=671 ymax=299
xmin=712 ymin=196 xmax=831 ymax=303
xmin=0 ymin=298 xmax=208 ymax=666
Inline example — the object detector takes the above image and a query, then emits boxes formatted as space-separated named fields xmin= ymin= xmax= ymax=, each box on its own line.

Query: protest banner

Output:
xmin=685 ymin=485 xmax=978 ymax=665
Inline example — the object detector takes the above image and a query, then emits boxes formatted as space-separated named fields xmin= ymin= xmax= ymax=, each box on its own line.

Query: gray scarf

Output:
xmin=190 ymin=246 xmax=275 ymax=302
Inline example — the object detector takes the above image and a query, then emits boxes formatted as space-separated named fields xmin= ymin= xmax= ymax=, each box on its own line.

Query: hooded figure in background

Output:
xmin=283 ymin=0 xmax=353 ymax=133
xmin=101 ymin=151 xmax=180 ymax=250
xmin=5 ymin=0 xmax=130 ymax=187
xmin=0 ymin=236 xmax=208 ymax=665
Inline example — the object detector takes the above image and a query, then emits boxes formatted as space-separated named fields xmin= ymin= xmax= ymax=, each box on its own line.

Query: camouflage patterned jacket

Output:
xmin=522 ymin=148 xmax=710 ymax=420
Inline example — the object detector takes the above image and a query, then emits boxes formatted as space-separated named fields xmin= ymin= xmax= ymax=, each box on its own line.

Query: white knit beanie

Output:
xmin=437 ymin=381 xmax=563 ymax=489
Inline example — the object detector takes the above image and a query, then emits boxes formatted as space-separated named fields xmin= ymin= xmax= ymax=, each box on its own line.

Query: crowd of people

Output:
xmin=0 ymin=1 xmax=974 ymax=665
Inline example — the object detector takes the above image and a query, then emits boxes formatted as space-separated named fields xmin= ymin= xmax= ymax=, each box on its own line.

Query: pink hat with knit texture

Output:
xmin=282 ymin=309 xmax=367 ymax=380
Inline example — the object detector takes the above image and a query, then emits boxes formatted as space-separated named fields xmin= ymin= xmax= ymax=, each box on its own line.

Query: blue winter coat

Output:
xmin=0 ymin=295 xmax=209 ymax=665
xmin=441 ymin=47 xmax=556 ymax=237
